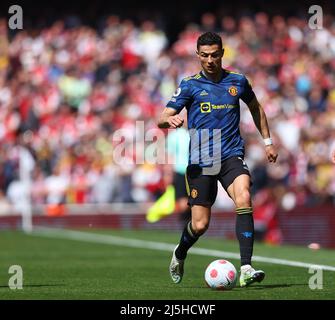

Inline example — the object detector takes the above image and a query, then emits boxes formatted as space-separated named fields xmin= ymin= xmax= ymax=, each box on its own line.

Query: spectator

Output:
xmin=0 ymin=12 xmax=334 ymax=210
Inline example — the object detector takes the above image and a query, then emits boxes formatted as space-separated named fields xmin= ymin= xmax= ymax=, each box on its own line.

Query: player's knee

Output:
xmin=235 ymin=189 xmax=251 ymax=208
xmin=192 ymin=220 xmax=209 ymax=236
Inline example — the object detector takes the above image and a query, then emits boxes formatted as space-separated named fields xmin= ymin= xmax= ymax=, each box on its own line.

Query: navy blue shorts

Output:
xmin=185 ymin=156 xmax=251 ymax=207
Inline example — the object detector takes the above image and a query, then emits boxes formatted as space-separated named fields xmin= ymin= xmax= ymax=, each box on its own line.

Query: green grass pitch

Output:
xmin=0 ymin=229 xmax=334 ymax=300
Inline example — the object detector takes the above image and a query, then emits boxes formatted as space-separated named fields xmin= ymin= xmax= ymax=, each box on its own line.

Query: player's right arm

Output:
xmin=158 ymin=108 xmax=184 ymax=129
xmin=157 ymin=79 xmax=192 ymax=129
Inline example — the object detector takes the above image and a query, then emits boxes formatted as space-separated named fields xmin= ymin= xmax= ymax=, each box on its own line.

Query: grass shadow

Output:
xmin=180 ymin=283 xmax=307 ymax=290
xmin=236 ymin=283 xmax=307 ymax=290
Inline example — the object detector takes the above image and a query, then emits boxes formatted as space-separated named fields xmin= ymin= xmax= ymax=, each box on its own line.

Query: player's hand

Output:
xmin=265 ymin=145 xmax=278 ymax=163
xmin=167 ymin=115 xmax=184 ymax=129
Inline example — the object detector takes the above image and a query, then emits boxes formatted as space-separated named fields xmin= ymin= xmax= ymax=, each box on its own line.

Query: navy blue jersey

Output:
xmin=166 ymin=69 xmax=255 ymax=168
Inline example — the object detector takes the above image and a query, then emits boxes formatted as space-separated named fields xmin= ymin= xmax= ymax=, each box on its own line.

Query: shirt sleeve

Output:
xmin=165 ymin=79 xmax=192 ymax=113
xmin=240 ymin=76 xmax=256 ymax=105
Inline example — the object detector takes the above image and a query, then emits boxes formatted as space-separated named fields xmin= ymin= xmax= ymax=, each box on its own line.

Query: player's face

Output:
xmin=197 ymin=44 xmax=223 ymax=75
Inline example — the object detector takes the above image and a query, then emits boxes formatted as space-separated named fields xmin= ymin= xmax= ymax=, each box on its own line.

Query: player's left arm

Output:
xmin=246 ymin=96 xmax=278 ymax=163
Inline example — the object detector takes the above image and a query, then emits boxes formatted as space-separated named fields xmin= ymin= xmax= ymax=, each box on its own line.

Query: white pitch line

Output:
xmin=31 ymin=227 xmax=335 ymax=272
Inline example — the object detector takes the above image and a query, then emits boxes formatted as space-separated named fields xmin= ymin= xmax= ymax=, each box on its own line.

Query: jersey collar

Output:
xmin=200 ymin=69 xmax=228 ymax=83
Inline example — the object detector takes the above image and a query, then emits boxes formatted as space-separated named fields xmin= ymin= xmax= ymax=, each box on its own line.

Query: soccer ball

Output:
xmin=204 ymin=259 xmax=237 ymax=290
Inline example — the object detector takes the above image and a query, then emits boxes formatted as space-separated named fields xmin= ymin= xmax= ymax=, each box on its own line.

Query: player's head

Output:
xmin=196 ymin=32 xmax=224 ymax=75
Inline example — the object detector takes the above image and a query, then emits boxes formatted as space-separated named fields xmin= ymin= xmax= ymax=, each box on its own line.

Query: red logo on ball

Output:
xmin=210 ymin=269 xmax=218 ymax=278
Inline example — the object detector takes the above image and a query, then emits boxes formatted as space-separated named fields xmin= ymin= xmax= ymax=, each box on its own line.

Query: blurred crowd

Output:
xmin=0 ymin=10 xmax=335 ymax=215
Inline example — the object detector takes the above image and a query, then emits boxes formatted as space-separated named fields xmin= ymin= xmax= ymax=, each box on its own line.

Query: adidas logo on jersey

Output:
xmin=200 ymin=90 xmax=208 ymax=96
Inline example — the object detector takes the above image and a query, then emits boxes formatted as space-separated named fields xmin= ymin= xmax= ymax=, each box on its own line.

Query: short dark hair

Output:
xmin=197 ymin=32 xmax=223 ymax=50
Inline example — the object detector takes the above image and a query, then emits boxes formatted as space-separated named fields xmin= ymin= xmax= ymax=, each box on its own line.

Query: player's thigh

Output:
xmin=218 ymin=156 xmax=252 ymax=207
xmin=226 ymin=174 xmax=251 ymax=207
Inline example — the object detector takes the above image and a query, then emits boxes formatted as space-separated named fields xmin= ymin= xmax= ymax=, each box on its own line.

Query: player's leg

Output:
xmin=226 ymin=174 xmax=265 ymax=287
xmin=227 ymin=174 xmax=253 ymax=265
xmin=170 ymin=204 xmax=211 ymax=284
xmin=175 ymin=204 xmax=211 ymax=259
xmin=169 ymin=164 xmax=217 ymax=284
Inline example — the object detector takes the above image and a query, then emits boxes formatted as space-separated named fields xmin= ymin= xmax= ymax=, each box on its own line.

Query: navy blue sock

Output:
xmin=236 ymin=207 xmax=254 ymax=266
xmin=175 ymin=221 xmax=199 ymax=260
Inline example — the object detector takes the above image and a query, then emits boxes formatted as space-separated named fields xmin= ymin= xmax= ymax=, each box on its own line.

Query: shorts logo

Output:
xmin=200 ymin=102 xmax=211 ymax=113
xmin=191 ymin=188 xmax=198 ymax=198
xmin=228 ymin=86 xmax=238 ymax=96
